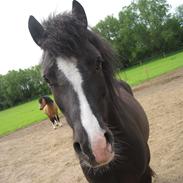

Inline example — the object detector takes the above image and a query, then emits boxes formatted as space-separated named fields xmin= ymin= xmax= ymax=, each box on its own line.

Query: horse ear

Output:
xmin=28 ymin=16 xmax=45 ymax=47
xmin=72 ymin=0 xmax=88 ymax=28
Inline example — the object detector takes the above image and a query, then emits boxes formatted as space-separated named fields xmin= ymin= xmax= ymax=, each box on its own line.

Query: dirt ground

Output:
xmin=0 ymin=68 xmax=183 ymax=183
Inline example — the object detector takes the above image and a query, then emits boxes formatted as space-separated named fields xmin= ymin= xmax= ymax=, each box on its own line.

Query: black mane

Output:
xmin=41 ymin=13 xmax=87 ymax=57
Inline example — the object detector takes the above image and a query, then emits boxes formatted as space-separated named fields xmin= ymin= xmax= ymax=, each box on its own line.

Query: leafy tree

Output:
xmin=0 ymin=66 xmax=50 ymax=111
xmin=174 ymin=4 xmax=183 ymax=46
xmin=161 ymin=17 xmax=182 ymax=52
xmin=94 ymin=16 xmax=120 ymax=44
xmin=175 ymin=4 xmax=183 ymax=26
xmin=94 ymin=0 xmax=183 ymax=67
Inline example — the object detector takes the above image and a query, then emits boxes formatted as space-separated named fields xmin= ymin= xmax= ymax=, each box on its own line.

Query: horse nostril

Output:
xmin=104 ymin=131 xmax=113 ymax=145
xmin=73 ymin=142 xmax=82 ymax=154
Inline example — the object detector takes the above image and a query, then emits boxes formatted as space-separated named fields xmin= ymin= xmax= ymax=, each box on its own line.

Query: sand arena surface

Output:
xmin=0 ymin=68 xmax=183 ymax=183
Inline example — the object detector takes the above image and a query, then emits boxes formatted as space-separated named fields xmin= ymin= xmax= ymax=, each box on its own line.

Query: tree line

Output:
xmin=94 ymin=0 xmax=183 ymax=68
xmin=0 ymin=0 xmax=183 ymax=110
xmin=0 ymin=66 xmax=50 ymax=110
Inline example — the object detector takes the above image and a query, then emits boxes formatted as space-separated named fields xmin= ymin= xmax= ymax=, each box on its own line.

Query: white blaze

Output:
xmin=56 ymin=57 xmax=104 ymax=143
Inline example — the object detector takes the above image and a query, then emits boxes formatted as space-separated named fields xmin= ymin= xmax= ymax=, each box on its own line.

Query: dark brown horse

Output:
xmin=39 ymin=96 xmax=62 ymax=129
xmin=28 ymin=1 xmax=153 ymax=182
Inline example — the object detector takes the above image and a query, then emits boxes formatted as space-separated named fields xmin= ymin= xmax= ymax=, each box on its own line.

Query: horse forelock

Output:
xmin=41 ymin=13 xmax=87 ymax=57
xmin=40 ymin=12 xmax=117 ymax=78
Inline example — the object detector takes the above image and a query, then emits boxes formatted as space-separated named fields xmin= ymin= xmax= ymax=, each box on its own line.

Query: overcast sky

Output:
xmin=0 ymin=0 xmax=182 ymax=75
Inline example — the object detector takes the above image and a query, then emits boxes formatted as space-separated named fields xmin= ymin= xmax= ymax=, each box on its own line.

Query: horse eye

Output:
xmin=96 ymin=56 xmax=103 ymax=71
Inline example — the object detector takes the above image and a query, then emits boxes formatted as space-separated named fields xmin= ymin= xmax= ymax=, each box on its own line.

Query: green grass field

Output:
xmin=0 ymin=51 xmax=183 ymax=136
xmin=0 ymin=99 xmax=48 ymax=136
xmin=117 ymin=51 xmax=183 ymax=85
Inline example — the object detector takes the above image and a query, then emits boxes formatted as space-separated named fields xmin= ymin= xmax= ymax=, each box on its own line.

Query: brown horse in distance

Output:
xmin=39 ymin=96 xmax=63 ymax=129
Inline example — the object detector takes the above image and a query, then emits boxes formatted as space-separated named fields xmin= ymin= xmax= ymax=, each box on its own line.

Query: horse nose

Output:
xmin=73 ymin=130 xmax=114 ymax=166
xmin=73 ymin=141 xmax=82 ymax=154
xmin=91 ymin=131 xmax=114 ymax=165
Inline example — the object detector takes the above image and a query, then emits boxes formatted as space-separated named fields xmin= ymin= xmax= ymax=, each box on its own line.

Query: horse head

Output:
xmin=29 ymin=0 xmax=114 ymax=168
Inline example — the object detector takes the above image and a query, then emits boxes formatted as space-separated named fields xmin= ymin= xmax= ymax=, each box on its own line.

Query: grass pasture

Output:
xmin=118 ymin=51 xmax=183 ymax=85
xmin=0 ymin=51 xmax=183 ymax=136
xmin=0 ymin=99 xmax=47 ymax=136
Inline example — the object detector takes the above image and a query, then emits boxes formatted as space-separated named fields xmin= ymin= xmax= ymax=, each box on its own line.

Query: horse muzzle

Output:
xmin=91 ymin=133 xmax=114 ymax=167
xmin=73 ymin=130 xmax=114 ymax=168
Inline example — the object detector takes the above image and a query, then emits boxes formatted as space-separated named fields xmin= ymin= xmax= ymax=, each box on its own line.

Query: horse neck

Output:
xmin=105 ymin=83 xmax=123 ymax=127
